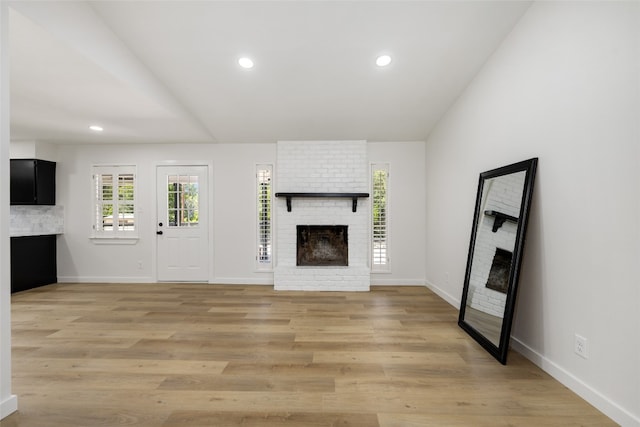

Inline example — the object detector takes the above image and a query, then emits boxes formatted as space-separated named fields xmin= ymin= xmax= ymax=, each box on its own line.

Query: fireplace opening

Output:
xmin=297 ymin=225 xmax=348 ymax=266
xmin=485 ymin=248 xmax=512 ymax=294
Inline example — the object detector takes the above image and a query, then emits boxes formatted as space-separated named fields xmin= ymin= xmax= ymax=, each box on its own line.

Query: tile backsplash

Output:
xmin=10 ymin=205 xmax=64 ymax=236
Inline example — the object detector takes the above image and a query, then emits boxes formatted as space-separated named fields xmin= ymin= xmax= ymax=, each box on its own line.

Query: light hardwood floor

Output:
xmin=5 ymin=283 xmax=615 ymax=426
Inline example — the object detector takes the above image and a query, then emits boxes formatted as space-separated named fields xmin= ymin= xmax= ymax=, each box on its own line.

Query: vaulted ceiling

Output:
xmin=8 ymin=1 xmax=531 ymax=144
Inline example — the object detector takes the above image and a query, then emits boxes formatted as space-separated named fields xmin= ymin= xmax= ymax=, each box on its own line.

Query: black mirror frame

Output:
xmin=458 ymin=158 xmax=538 ymax=364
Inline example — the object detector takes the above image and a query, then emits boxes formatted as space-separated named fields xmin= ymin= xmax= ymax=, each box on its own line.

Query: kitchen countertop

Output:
xmin=10 ymin=231 xmax=63 ymax=237
xmin=10 ymin=205 xmax=64 ymax=238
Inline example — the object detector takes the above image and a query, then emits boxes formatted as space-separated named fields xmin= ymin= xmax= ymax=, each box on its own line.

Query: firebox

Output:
xmin=297 ymin=225 xmax=348 ymax=266
xmin=485 ymin=247 xmax=513 ymax=294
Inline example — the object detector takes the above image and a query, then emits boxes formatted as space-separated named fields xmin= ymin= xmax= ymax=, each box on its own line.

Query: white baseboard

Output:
xmin=58 ymin=277 xmax=275 ymax=286
xmin=370 ymin=278 xmax=428 ymax=286
xmin=58 ymin=277 xmax=432 ymax=287
xmin=57 ymin=276 xmax=154 ymax=284
xmin=511 ymin=338 xmax=639 ymax=427
xmin=274 ymin=284 xmax=370 ymax=292
xmin=209 ymin=278 xmax=273 ymax=286
xmin=0 ymin=394 xmax=17 ymax=419
xmin=424 ymin=279 xmax=460 ymax=308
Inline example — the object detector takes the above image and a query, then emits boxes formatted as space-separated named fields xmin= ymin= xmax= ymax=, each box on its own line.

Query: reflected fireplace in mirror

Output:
xmin=297 ymin=225 xmax=348 ymax=266
xmin=486 ymin=248 xmax=512 ymax=294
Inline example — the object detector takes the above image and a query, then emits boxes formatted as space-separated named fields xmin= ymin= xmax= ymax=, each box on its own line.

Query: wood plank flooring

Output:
xmin=5 ymin=284 xmax=616 ymax=426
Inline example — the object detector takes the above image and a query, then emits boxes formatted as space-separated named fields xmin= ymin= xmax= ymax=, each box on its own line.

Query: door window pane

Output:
xmin=167 ymin=175 xmax=199 ymax=227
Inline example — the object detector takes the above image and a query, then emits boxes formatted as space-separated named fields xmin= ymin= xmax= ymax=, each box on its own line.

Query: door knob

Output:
xmin=156 ymin=231 xmax=163 ymax=235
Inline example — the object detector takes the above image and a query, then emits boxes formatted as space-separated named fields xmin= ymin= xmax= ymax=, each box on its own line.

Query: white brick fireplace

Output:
xmin=274 ymin=141 xmax=370 ymax=291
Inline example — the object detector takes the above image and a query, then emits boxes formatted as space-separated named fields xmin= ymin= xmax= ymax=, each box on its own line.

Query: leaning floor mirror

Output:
xmin=458 ymin=158 xmax=538 ymax=364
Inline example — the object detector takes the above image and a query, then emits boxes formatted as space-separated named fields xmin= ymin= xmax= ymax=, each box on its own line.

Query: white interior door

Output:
xmin=156 ymin=165 xmax=209 ymax=282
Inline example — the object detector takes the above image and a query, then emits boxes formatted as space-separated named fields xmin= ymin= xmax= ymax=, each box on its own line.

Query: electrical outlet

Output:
xmin=137 ymin=261 xmax=143 ymax=270
xmin=445 ymin=272 xmax=449 ymax=285
xmin=575 ymin=334 xmax=588 ymax=359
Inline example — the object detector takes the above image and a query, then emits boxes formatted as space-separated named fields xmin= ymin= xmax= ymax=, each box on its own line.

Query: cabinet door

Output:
xmin=35 ymin=160 xmax=56 ymax=205
xmin=11 ymin=235 xmax=57 ymax=293
xmin=10 ymin=159 xmax=56 ymax=205
xmin=10 ymin=159 xmax=37 ymax=204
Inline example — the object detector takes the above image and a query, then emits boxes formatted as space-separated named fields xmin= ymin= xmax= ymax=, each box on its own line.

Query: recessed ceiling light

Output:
xmin=89 ymin=125 xmax=103 ymax=132
xmin=238 ymin=57 xmax=254 ymax=69
xmin=376 ymin=55 xmax=392 ymax=67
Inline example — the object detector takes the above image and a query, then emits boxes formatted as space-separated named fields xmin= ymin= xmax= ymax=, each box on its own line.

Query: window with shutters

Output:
xmin=256 ymin=165 xmax=273 ymax=269
xmin=372 ymin=164 xmax=389 ymax=271
xmin=92 ymin=165 xmax=137 ymax=239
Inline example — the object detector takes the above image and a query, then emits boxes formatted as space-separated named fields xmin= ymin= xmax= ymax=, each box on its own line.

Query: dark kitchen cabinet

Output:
xmin=11 ymin=235 xmax=57 ymax=293
xmin=10 ymin=159 xmax=56 ymax=205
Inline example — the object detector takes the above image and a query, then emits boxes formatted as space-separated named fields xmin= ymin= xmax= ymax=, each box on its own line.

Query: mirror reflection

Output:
xmin=458 ymin=158 xmax=537 ymax=364
xmin=464 ymin=171 xmax=525 ymax=346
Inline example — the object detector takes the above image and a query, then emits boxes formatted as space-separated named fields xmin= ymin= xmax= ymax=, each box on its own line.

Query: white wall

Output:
xmin=56 ymin=143 xmax=276 ymax=284
xmin=424 ymin=2 xmax=639 ymax=426
xmin=369 ymin=141 xmax=427 ymax=285
xmin=9 ymin=140 xmax=35 ymax=158
xmin=55 ymin=141 xmax=426 ymax=287
xmin=10 ymin=140 xmax=58 ymax=161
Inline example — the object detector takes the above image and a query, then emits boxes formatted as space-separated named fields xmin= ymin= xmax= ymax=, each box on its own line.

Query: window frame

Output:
xmin=255 ymin=164 xmax=273 ymax=270
xmin=371 ymin=163 xmax=390 ymax=272
xmin=91 ymin=164 xmax=138 ymax=242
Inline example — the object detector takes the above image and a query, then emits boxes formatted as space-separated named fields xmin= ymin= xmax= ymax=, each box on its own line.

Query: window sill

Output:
xmin=90 ymin=236 xmax=139 ymax=245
